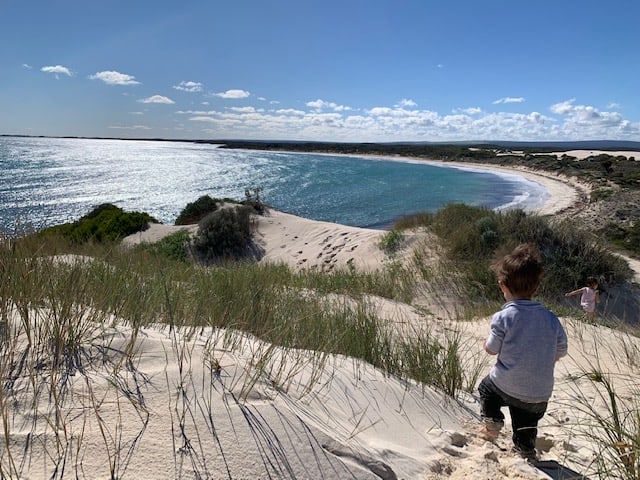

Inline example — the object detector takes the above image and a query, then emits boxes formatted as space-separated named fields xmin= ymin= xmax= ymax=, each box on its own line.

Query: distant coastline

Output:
xmin=3 ymin=134 xmax=640 ymax=153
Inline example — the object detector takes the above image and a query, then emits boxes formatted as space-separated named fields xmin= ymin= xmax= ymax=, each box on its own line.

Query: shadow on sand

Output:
xmin=534 ymin=460 xmax=591 ymax=480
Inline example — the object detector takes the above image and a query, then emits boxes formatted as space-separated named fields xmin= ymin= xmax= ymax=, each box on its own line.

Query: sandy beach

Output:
xmin=11 ymin=159 xmax=639 ymax=479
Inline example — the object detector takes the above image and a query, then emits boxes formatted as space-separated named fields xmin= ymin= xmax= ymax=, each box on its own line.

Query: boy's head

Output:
xmin=586 ymin=276 xmax=598 ymax=288
xmin=491 ymin=243 xmax=543 ymax=299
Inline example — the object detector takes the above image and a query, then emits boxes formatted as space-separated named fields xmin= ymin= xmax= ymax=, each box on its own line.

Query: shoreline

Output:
xmin=438 ymin=160 xmax=589 ymax=216
xmin=279 ymin=150 xmax=589 ymax=218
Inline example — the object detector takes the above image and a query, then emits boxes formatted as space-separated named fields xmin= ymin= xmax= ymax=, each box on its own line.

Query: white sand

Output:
xmin=10 ymin=163 xmax=637 ymax=479
xmin=546 ymin=150 xmax=640 ymax=160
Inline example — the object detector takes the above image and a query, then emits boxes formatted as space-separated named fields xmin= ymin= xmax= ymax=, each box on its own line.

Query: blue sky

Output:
xmin=1 ymin=0 xmax=639 ymax=142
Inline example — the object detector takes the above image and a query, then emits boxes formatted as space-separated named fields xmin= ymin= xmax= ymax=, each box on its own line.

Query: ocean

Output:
xmin=0 ymin=136 xmax=548 ymax=234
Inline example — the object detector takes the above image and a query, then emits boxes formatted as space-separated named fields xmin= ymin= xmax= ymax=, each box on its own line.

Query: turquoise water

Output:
xmin=0 ymin=136 xmax=548 ymax=233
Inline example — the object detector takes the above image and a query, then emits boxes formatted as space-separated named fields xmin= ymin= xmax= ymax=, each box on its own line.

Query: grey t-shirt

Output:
xmin=486 ymin=299 xmax=568 ymax=403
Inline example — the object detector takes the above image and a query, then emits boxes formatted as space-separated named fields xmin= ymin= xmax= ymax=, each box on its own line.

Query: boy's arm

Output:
xmin=556 ymin=325 xmax=569 ymax=361
xmin=484 ymin=314 xmax=504 ymax=356
xmin=483 ymin=339 xmax=498 ymax=355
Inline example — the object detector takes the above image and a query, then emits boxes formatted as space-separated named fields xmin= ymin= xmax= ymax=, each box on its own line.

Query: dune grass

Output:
xmin=0 ymin=229 xmax=484 ymax=477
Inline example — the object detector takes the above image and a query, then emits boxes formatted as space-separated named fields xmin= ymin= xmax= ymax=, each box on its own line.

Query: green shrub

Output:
xmin=591 ymin=187 xmax=615 ymax=202
xmin=422 ymin=204 xmax=633 ymax=303
xmin=137 ymin=229 xmax=192 ymax=262
xmin=175 ymin=195 xmax=219 ymax=225
xmin=41 ymin=203 xmax=157 ymax=244
xmin=392 ymin=212 xmax=434 ymax=230
xmin=601 ymin=221 xmax=640 ymax=255
xmin=193 ymin=206 xmax=256 ymax=262
xmin=378 ymin=229 xmax=404 ymax=255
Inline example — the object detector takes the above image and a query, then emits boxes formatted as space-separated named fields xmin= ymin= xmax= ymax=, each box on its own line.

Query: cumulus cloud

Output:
xmin=139 ymin=95 xmax=175 ymax=104
xmin=493 ymin=97 xmax=525 ymax=104
xmin=176 ymin=109 xmax=217 ymax=115
xmin=215 ymin=89 xmax=250 ymax=99
xmin=173 ymin=81 xmax=203 ymax=92
xmin=550 ymin=99 xmax=576 ymax=115
xmin=108 ymin=125 xmax=152 ymax=130
xmin=189 ymin=116 xmax=217 ymax=123
xmin=41 ymin=65 xmax=72 ymax=77
xmin=228 ymin=106 xmax=263 ymax=113
xmin=179 ymin=95 xmax=639 ymax=142
xmin=306 ymin=99 xmax=351 ymax=112
xmin=89 ymin=71 xmax=140 ymax=85
xmin=276 ymin=108 xmax=306 ymax=116
xmin=550 ymin=99 xmax=625 ymax=128
xmin=453 ymin=107 xmax=483 ymax=115
xmin=396 ymin=99 xmax=417 ymax=108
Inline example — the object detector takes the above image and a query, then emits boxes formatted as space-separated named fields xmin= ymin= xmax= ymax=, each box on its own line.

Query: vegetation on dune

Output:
xmin=39 ymin=203 xmax=157 ymax=244
xmin=174 ymin=194 xmax=220 ymax=225
xmin=602 ymin=220 xmax=640 ymax=256
xmin=394 ymin=204 xmax=633 ymax=306
xmin=192 ymin=205 xmax=257 ymax=262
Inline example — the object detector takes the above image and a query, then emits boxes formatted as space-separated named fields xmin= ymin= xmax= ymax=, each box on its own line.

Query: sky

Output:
xmin=1 ymin=0 xmax=639 ymax=143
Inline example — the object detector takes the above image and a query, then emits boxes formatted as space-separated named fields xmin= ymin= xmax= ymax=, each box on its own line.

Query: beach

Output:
xmin=10 ymin=159 xmax=640 ymax=479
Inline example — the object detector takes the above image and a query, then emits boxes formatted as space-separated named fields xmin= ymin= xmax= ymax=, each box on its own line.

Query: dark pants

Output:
xmin=478 ymin=375 xmax=547 ymax=452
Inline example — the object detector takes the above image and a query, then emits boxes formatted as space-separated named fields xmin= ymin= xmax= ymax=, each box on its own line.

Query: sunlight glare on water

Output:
xmin=0 ymin=137 xmax=548 ymax=233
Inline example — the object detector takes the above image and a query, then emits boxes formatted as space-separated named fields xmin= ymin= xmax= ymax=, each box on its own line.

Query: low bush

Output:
xmin=40 ymin=203 xmax=157 ymax=244
xmin=136 ymin=229 xmax=192 ymax=262
xmin=193 ymin=206 xmax=256 ymax=262
xmin=601 ymin=221 xmax=640 ymax=256
xmin=378 ymin=229 xmax=404 ymax=255
xmin=175 ymin=195 xmax=219 ymax=225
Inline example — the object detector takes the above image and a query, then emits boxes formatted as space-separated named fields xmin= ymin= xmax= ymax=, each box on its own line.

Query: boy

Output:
xmin=479 ymin=243 xmax=568 ymax=461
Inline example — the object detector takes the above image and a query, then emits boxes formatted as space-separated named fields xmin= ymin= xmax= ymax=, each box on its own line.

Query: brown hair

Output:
xmin=491 ymin=243 xmax=543 ymax=298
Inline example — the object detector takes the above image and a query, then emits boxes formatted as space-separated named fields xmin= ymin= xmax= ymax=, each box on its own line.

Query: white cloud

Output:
xmin=228 ymin=106 xmax=263 ymax=113
xmin=550 ymin=99 xmax=576 ymax=115
xmin=275 ymin=108 xmax=306 ymax=116
xmin=396 ymin=99 xmax=417 ymax=108
xmin=550 ymin=99 xmax=625 ymax=129
xmin=606 ymin=102 xmax=621 ymax=110
xmin=139 ymin=95 xmax=175 ymax=104
xmin=22 ymin=63 xmax=33 ymax=69
xmin=90 ymin=71 xmax=140 ymax=85
xmin=179 ymin=96 xmax=639 ymax=142
xmin=41 ymin=65 xmax=72 ymax=76
xmin=107 ymin=124 xmax=151 ymax=130
xmin=306 ymin=99 xmax=351 ymax=112
xmin=189 ymin=116 xmax=217 ymax=123
xmin=173 ymin=81 xmax=203 ymax=92
xmin=215 ymin=89 xmax=250 ymax=99
xmin=176 ymin=109 xmax=216 ymax=115
xmin=493 ymin=97 xmax=525 ymax=104
xmin=453 ymin=107 xmax=482 ymax=115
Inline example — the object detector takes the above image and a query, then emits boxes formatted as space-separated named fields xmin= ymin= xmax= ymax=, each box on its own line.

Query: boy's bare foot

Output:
xmin=479 ymin=419 xmax=503 ymax=441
